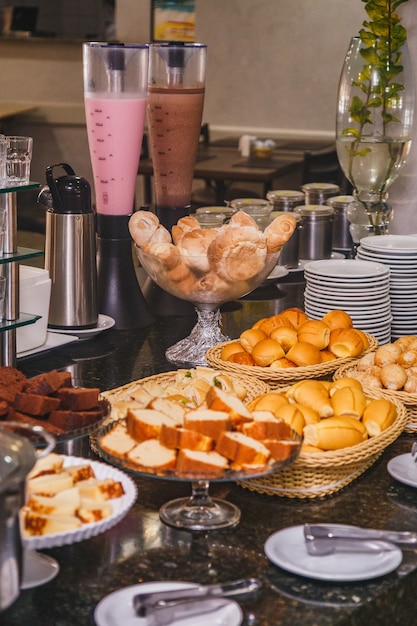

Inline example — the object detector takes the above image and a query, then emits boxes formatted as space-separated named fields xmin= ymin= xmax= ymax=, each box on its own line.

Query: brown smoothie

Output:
xmin=147 ymin=86 xmax=205 ymax=209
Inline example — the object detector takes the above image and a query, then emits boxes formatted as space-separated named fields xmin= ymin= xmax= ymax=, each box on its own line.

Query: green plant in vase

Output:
xmin=336 ymin=0 xmax=414 ymax=235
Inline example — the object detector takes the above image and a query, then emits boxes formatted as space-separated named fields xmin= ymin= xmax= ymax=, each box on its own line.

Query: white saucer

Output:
xmin=264 ymin=525 xmax=402 ymax=582
xmin=94 ymin=582 xmax=243 ymax=626
xmin=304 ymin=259 xmax=390 ymax=280
xmin=360 ymin=235 xmax=417 ymax=253
xmin=387 ymin=453 xmax=417 ymax=488
xmin=48 ymin=314 xmax=115 ymax=341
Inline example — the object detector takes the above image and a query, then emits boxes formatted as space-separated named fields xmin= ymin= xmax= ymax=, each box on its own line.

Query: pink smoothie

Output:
xmin=85 ymin=94 xmax=147 ymax=215
xmin=147 ymin=86 xmax=205 ymax=209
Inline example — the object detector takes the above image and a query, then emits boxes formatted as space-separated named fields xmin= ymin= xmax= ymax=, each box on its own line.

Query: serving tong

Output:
xmin=133 ymin=578 xmax=261 ymax=625
xmin=304 ymin=523 xmax=417 ymax=556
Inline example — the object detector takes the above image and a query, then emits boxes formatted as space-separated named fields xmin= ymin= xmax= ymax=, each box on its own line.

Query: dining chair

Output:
xmin=302 ymin=148 xmax=352 ymax=193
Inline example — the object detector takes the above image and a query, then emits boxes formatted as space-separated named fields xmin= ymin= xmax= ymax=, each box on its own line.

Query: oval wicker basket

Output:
xmin=238 ymin=387 xmax=407 ymax=499
xmin=334 ymin=361 xmax=417 ymax=433
xmin=206 ymin=333 xmax=378 ymax=389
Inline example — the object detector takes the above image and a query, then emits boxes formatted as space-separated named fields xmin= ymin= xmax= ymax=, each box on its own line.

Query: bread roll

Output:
xmin=171 ymin=215 xmax=201 ymax=244
xmin=269 ymin=326 xmax=298 ymax=352
xmin=264 ymin=213 xmax=297 ymax=253
xmin=374 ymin=343 xmax=402 ymax=367
xmin=379 ymin=364 xmax=407 ymax=390
xmin=330 ymin=385 xmax=367 ymax=419
xmin=394 ymin=335 xmax=417 ymax=352
xmin=292 ymin=402 xmax=320 ymax=425
xmin=269 ymin=357 xmax=297 ymax=369
xmin=286 ymin=380 xmax=333 ymax=418
xmin=321 ymin=309 xmax=353 ymax=331
xmin=362 ymin=398 xmax=397 ymax=436
xmin=301 ymin=443 xmax=325 ymax=454
xmin=258 ymin=314 xmax=293 ymax=336
xmin=286 ymin=341 xmax=322 ymax=366
xmin=274 ymin=403 xmax=305 ymax=436
xmin=297 ymin=320 xmax=331 ymax=350
xmin=328 ymin=328 xmax=364 ymax=358
xmin=177 ymin=229 xmax=217 ymax=273
xmin=228 ymin=351 xmax=256 ymax=366
xmin=303 ymin=416 xmax=368 ymax=450
xmin=251 ymin=338 xmax=285 ymax=366
xmin=320 ymin=350 xmax=337 ymax=363
xmin=398 ymin=349 xmax=417 ymax=368
xmin=279 ymin=308 xmax=309 ymax=330
xmin=220 ymin=341 xmax=246 ymax=361
xmin=239 ymin=328 xmax=267 ymax=353
xmin=329 ymin=377 xmax=364 ymax=396
xmin=357 ymin=352 xmax=376 ymax=370
xmin=128 ymin=210 xmax=160 ymax=248
xmin=248 ymin=391 xmax=289 ymax=415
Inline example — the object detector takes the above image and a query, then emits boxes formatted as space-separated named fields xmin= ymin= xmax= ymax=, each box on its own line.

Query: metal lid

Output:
xmin=229 ymin=198 xmax=271 ymax=209
xmin=294 ymin=204 xmax=334 ymax=217
xmin=301 ymin=183 xmax=340 ymax=193
xmin=325 ymin=195 xmax=355 ymax=209
xmin=267 ymin=189 xmax=305 ymax=201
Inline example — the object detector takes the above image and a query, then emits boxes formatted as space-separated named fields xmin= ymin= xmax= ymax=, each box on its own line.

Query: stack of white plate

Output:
xmin=304 ymin=259 xmax=391 ymax=344
xmin=356 ymin=235 xmax=417 ymax=339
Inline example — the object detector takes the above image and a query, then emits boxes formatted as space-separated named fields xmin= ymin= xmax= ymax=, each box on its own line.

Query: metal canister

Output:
xmin=325 ymin=195 xmax=354 ymax=251
xmin=266 ymin=189 xmax=305 ymax=212
xmin=271 ymin=211 xmax=301 ymax=269
xmin=294 ymin=205 xmax=334 ymax=260
xmin=301 ymin=182 xmax=340 ymax=205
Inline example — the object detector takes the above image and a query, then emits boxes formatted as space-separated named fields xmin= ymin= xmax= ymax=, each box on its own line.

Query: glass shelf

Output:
xmin=0 ymin=246 xmax=44 ymax=264
xmin=0 ymin=181 xmax=40 ymax=194
xmin=0 ymin=312 xmax=41 ymax=331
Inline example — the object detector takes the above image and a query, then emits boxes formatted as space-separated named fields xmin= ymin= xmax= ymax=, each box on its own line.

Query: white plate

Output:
xmin=304 ymin=259 xmax=390 ymax=279
xmin=266 ymin=265 xmax=289 ymax=281
xmin=264 ymin=525 xmax=402 ymax=582
xmin=387 ymin=453 xmax=417 ymax=488
xmin=94 ymin=582 xmax=243 ymax=626
xmin=22 ymin=455 xmax=137 ymax=550
xmin=48 ymin=314 xmax=115 ymax=341
xmin=360 ymin=235 xmax=417 ymax=252
xmin=17 ymin=331 xmax=78 ymax=359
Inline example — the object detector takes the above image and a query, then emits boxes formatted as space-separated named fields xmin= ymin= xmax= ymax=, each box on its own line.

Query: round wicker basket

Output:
xmin=334 ymin=361 xmax=417 ymax=433
xmin=206 ymin=333 xmax=378 ymax=389
xmin=238 ymin=387 xmax=407 ymax=499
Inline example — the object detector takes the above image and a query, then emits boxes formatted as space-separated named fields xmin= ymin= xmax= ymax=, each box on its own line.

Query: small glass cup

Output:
xmin=6 ymin=136 xmax=33 ymax=184
xmin=0 ymin=135 xmax=7 ymax=184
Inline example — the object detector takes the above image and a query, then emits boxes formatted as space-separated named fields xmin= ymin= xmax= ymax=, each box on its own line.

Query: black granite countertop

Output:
xmin=3 ymin=277 xmax=417 ymax=625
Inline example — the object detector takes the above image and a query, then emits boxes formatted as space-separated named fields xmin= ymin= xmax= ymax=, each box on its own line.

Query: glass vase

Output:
xmin=336 ymin=36 xmax=414 ymax=235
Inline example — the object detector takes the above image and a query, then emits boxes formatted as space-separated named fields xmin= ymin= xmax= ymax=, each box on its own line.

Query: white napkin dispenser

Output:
xmin=17 ymin=265 xmax=52 ymax=353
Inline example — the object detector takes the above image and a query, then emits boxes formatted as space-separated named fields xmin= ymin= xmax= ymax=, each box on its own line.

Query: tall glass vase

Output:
xmin=336 ymin=36 xmax=414 ymax=236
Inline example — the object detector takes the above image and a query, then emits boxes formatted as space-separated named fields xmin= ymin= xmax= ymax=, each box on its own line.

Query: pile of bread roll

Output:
xmin=20 ymin=453 xmax=125 ymax=536
xmin=247 ymin=377 xmax=398 ymax=453
xmin=128 ymin=210 xmax=297 ymax=303
xmin=99 ymin=372 xmax=301 ymax=476
xmin=344 ymin=336 xmax=417 ymax=393
xmin=220 ymin=307 xmax=369 ymax=368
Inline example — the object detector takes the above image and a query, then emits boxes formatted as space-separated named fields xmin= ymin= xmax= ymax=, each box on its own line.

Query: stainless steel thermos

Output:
xmin=38 ymin=163 xmax=98 ymax=329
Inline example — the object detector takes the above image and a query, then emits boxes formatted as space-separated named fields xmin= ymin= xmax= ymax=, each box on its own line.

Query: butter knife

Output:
xmin=134 ymin=578 xmax=260 ymax=616
xmin=305 ymin=524 xmax=417 ymax=545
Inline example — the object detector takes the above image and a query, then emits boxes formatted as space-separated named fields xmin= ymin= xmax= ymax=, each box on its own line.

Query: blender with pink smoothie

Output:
xmin=83 ymin=42 xmax=153 ymax=328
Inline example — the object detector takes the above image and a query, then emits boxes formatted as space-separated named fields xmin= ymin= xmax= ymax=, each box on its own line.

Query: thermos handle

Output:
xmin=46 ymin=163 xmax=76 ymax=213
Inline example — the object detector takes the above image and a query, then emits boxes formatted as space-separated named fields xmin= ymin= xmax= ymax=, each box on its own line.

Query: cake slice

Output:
xmin=184 ymin=408 xmax=231 ymax=440
xmin=75 ymin=478 xmax=125 ymax=501
xmin=216 ymin=431 xmax=270 ymax=467
xmin=21 ymin=509 xmax=82 ymax=536
xmin=25 ymin=487 xmax=81 ymax=517
xmin=77 ymin=498 xmax=113 ymax=523
xmin=263 ymin=439 xmax=300 ymax=462
xmin=126 ymin=438 xmax=177 ymax=471
xmin=239 ymin=411 xmax=293 ymax=441
xmin=176 ymin=449 xmax=229 ymax=475
xmin=27 ymin=472 xmax=74 ymax=497
xmin=27 ymin=452 xmax=64 ymax=479
xmin=126 ymin=408 xmax=178 ymax=442
xmin=159 ymin=422 xmax=213 ymax=451
xmin=205 ymin=386 xmax=253 ymax=426
xmin=99 ymin=422 xmax=138 ymax=458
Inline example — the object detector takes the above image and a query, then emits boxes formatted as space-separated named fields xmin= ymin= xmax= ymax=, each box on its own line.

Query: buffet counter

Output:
xmin=3 ymin=276 xmax=417 ymax=626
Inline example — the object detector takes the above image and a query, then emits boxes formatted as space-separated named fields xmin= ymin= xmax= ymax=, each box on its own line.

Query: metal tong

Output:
xmin=304 ymin=523 xmax=417 ymax=556
xmin=133 ymin=578 xmax=261 ymax=625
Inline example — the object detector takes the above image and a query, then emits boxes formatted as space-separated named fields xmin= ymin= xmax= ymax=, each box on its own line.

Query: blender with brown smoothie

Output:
xmin=143 ymin=42 xmax=207 ymax=314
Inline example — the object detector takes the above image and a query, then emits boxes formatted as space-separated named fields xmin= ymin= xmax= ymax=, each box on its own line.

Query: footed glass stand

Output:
xmin=165 ymin=307 xmax=230 ymax=367
xmin=159 ymin=480 xmax=240 ymax=531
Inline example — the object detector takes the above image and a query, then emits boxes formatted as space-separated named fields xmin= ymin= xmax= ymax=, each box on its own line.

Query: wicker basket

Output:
xmin=334 ymin=362 xmax=417 ymax=433
xmin=239 ymin=387 xmax=407 ymax=499
xmin=206 ymin=333 xmax=378 ymax=389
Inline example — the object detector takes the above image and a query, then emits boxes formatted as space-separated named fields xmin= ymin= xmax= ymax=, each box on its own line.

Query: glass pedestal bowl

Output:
xmin=137 ymin=245 xmax=280 ymax=366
